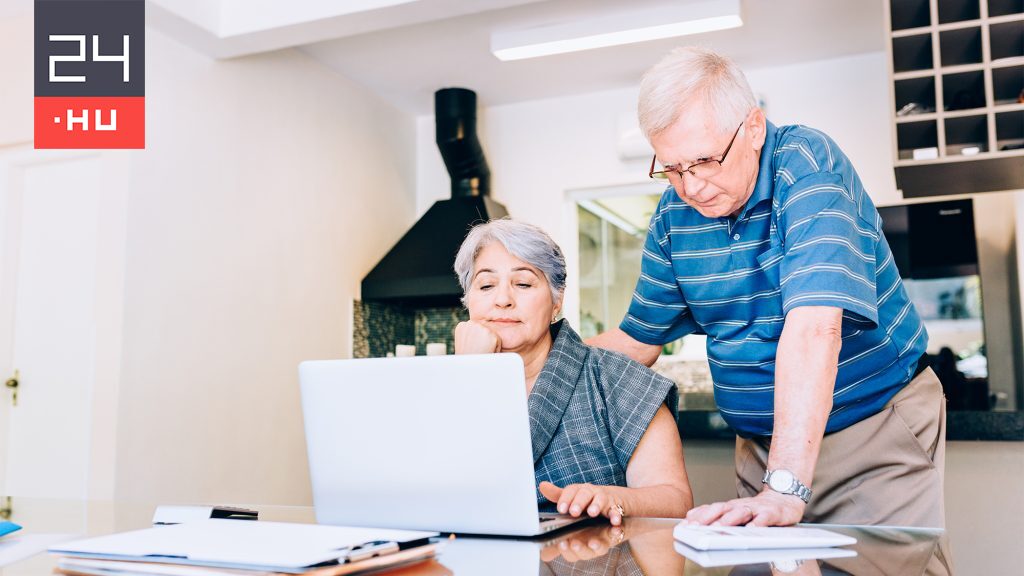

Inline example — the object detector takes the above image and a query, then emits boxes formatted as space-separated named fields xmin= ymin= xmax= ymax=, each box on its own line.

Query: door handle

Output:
xmin=4 ymin=370 xmax=17 ymax=407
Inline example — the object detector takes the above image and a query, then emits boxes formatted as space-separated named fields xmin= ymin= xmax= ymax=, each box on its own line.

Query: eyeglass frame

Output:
xmin=648 ymin=121 xmax=744 ymax=181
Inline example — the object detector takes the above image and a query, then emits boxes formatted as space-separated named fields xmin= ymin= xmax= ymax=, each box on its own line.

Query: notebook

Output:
xmin=673 ymin=523 xmax=857 ymax=550
xmin=673 ymin=541 xmax=857 ymax=568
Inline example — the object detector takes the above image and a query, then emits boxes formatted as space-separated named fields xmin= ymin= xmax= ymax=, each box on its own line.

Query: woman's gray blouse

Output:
xmin=530 ymin=321 xmax=679 ymax=509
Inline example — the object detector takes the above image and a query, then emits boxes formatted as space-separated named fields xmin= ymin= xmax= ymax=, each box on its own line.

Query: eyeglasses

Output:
xmin=649 ymin=122 xmax=744 ymax=182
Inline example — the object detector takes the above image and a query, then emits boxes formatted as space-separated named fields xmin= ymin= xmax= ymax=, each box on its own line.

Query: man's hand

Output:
xmin=679 ymin=490 xmax=805 ymax=527
xmin=539 ymin=481 xmax=626 ymax=526
xmin=453 ymin=320 xmax=501 ymax=354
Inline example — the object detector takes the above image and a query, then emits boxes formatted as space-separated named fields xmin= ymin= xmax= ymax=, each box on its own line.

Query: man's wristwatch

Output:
xmin=762 ymin=469 xmax=812 ymax=503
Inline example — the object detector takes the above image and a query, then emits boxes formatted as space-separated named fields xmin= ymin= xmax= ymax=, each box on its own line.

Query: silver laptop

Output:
xmin=299 ymin=353 xmax=585 ymax=536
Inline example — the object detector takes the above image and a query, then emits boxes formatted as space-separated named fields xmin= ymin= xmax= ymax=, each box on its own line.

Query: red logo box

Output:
xmin=35 ymin=96 xmax=144 ymax=149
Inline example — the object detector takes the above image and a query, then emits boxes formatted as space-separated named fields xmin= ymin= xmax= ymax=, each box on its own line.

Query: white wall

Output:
xmin=414 ymin=51 xmax=1024 ymax=574
xmin=0 ymin=13 xmax=128 ymax=502
xmin=744 ymin=55 xmax=900 ymax=207
xmin=0 ymin=14 xmax=32 ymax=144
xmin=0 ymin=21 xmax=417 ymax=505
xmin=110 ymin=29 xmax=416 ymax=505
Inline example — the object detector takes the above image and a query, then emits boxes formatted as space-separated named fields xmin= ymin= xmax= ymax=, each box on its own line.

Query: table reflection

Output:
xmin=441 ymin=520 xmax=951 ymax=576
xmin=0 ymin=500 xmax=953 ymax=575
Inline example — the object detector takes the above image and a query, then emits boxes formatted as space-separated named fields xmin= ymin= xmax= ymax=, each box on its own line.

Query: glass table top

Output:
xmin=0 ymin=498 xmax=952 ymax=575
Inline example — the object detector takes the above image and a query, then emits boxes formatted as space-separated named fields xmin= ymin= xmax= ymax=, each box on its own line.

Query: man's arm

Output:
xmin=585 ymin=328 xmax=662 ymax=367
xmin=682 ymin=305 xmax=842 ymax=526
xmin=758 ymin=305 xmax=842 ymax=523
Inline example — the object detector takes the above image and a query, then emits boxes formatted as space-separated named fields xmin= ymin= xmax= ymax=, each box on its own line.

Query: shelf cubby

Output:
xmin=989 ymin=20 xmax=1024 ymax=61
xmin=941 ymin=27 xmax=984 ymax=66
xmin=938 ymin=0 xmax=981 ymax=24
xmin=943 ymin=70 xmax=988 ymax=109
xmin=995 ymin=110 xmax=1024 ymax=149
xmin=898 ymin=120 xmax=940 ymax=159
xmin=894 ymin=33 xmax=935 ymax=72
xmin=989 ymin=0 xmax=1024 ymax=17
xmin=944 ymin=114 xmax=990 ymax=155
xmin=896 ymin=76 xmax=938 ymax=114
xmin=892 ymin=0 xmax=932 ymax=29
xmin=992 ymin=64 xmax=1024 ymax=104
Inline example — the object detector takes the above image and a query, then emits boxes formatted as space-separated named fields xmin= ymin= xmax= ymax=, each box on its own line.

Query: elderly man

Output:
xmin=588 ymin=47 xmax=945 ymax=528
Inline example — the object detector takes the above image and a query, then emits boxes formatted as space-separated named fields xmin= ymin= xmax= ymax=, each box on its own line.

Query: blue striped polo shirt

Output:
xmin=621 ymin=121 xmax=928 ymax=438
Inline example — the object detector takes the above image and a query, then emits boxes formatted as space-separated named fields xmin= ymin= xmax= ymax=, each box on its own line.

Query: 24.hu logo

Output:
xmin=34 ymin=0 xmax=145 ymax=149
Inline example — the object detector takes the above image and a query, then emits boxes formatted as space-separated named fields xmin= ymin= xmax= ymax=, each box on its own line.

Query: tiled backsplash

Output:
xmin=354 ymin=301 xmax=468 ymax=358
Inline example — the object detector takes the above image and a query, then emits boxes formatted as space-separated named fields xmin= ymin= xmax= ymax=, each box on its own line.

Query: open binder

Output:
xmin=49 ymin=519 xmax=440 ymax=575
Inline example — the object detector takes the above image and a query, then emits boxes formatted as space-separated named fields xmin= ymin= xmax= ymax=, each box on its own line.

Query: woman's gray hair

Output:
xmin=638 ymin=46 xmax=756 ymax=140
xmin=454 ymin=218 xmax=566 ymax=305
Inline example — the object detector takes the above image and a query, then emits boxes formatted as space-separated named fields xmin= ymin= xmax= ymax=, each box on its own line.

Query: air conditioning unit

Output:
xmin=616 ymin=111 xmax=652 ymax=161
xmin=617 ymin=93 xmax=769 ymax=161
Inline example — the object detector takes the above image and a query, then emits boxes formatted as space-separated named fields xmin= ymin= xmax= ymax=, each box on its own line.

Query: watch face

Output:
xmin=768 ymin=469 xmax=795 ymax=492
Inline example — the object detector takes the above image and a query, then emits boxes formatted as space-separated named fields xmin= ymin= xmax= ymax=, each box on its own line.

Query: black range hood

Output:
xmin=361 ymin=88 xmax=508 ymax=307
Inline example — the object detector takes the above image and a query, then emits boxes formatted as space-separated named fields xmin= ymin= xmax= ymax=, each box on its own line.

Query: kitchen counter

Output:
xmin=677 ymin=409 xmax=1024 ymax=441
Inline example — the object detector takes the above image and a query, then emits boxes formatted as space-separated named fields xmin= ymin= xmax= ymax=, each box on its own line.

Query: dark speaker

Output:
xmin=878 ymin=198 xmax=978 ymax=279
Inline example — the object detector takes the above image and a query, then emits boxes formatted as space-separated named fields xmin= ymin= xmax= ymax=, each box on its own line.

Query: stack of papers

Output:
xmin=673 ymin=523 xmax=857 ymax=568
xmin=49 ymin=519 xmax=440 ymax=576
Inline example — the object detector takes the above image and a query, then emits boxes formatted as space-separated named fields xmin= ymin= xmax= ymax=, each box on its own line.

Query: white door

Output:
xmin=0 ymin=146 xmax=126 ymax=501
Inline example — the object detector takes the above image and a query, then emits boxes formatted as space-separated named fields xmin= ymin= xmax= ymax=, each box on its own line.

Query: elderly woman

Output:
xmin=453 ymin=219 xmax=693 ymax=524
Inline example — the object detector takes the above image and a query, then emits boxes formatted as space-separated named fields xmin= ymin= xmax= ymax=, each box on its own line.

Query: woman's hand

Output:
xmin=539 ymin=525 xmax=625 ymax=563
xmin=539 ymin=481 xmax=626 ymax=526
xmin=454 ymin=320 xmax=501 ymax=354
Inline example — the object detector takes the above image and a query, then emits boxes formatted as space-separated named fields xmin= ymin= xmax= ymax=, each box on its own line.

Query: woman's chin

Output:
xmin=493 ymin=330 xmax=528 ymax=352
xmin=496 ymin=337 xmax=525 ymax=352
xmin=490 ymin=323 xmax=551 ymax=353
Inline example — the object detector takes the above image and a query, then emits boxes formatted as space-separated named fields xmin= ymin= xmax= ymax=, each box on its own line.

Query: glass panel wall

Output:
xmin=577 ymin=195 xmax=715 ymax=410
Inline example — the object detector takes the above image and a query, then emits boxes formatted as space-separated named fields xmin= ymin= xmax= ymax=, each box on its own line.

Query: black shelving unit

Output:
xmin=888 ymin=0 xmax=1024 ymax=197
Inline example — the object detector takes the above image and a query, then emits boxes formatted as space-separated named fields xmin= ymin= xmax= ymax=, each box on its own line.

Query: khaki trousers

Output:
xmin=735 ymin=367 xmax=947 ymax=528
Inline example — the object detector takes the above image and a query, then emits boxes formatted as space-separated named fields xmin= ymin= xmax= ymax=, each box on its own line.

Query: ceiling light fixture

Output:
xmin=491 ymin=0 xmax=742 ymax=61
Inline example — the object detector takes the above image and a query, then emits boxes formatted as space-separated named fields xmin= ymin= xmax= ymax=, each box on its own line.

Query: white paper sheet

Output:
xmin=49 ymin=520 xmax=436 ymax=572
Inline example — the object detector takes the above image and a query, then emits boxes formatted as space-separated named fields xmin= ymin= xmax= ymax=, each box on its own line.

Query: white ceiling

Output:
xmin=7 ymin=0 xmax=887 ymax=116
xmin=300 ymin=0 xmax=887 ymax=115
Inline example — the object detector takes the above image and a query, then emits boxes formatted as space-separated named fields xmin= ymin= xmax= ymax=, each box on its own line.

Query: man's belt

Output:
xmin=912 ymin=352 xmax=930 ymax=379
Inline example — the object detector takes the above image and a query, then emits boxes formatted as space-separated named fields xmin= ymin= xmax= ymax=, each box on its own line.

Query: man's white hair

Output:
xmin=638 ymin=46 xmax=757 ymax=140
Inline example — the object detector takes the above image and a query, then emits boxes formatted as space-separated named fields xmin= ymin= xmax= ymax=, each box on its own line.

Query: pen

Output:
xmin=340 ymin=540 xmax=400 ymax=563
